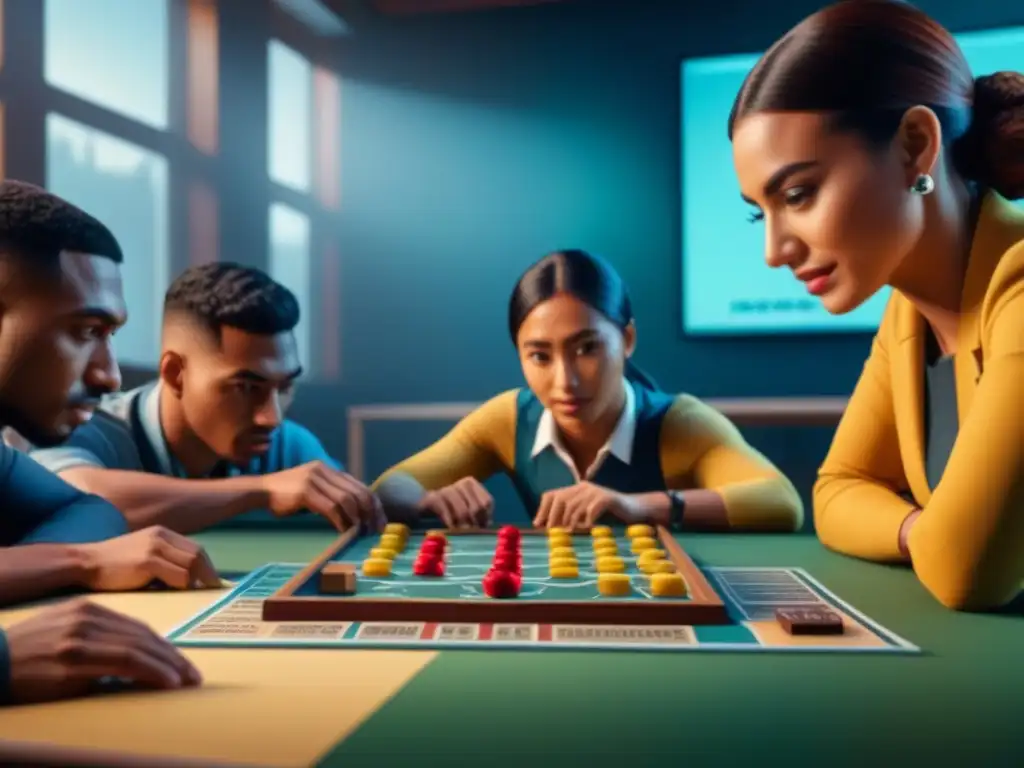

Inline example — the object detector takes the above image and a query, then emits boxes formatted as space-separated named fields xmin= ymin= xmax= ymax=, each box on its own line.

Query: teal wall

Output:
xmin=270 ymin=0 xmax=1024 ymax=528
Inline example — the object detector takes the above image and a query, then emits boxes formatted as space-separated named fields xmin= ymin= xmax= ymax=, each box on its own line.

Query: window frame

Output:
xmin=266 ymin=1 xmax=343 ymax=380
xmin=0 ymin=0 xmax=222 ymax=370
xmin=0 ymin=0 xmax=343 ymax=380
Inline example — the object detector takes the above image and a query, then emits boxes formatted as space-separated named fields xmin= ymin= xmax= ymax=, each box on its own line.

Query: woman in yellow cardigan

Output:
xmin=729 ymin=0 xmax=1024 ymax=610
xmin=373 ymin=249 xmax=802 ymax=534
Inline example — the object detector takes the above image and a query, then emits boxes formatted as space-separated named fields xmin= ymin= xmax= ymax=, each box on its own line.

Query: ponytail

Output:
xmin=951 ymin=72 xmax=1024 ymax=200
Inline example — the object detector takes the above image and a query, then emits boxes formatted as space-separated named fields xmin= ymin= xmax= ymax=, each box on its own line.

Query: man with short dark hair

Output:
xmin=0 ymin=180 xmax=209 ymax=705
xmin=29 ymin=261 xmax=382 ymax=533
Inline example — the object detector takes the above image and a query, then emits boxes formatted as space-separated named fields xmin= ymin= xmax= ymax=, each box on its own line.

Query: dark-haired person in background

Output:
xmin=374 ymin=249 xmax=803 ymax=532
xmin=729 ymin=0 xmax=1024 ymax=610
xmin=0 ymin=180 xmax=205 ymax=705
xmin=27 ymin=261 xmax=382 ymax=534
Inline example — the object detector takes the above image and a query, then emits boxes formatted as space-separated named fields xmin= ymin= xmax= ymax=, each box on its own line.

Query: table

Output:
xmin=1 ymin=531 xmax=1021 ymax=768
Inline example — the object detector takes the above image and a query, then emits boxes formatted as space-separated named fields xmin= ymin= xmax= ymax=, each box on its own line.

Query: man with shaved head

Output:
xmin=29 ymin=262 xmax=382 ymax=533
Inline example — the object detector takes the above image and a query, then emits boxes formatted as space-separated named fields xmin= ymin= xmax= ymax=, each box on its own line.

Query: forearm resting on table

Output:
xmin=714 ymin=477 xmax=804 ymax=532
xmin=632 ymin=489 xmax=728 ymax=529
xmin=371 ymin=393 xmax=514 ymax=499
xmin=666 ymin=416 xmax=804 ymax=532
xmin=906 ymin=357 xmax=1024 ymax=611
xmin=813 ymin=474 xmax=919 ymax=562
xmin=0 ymin=543 xmax=91 ymax=606
xmin=58 ymin=467 xmax=270 ymax=534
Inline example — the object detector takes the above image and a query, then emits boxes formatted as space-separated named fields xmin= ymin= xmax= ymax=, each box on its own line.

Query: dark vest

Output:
xmin=510 ymin=383 xmax=677 ymax=516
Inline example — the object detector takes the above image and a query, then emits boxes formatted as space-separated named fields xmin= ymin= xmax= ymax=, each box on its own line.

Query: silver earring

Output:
xmin=911 ymin=173 xmax=934 ymax=195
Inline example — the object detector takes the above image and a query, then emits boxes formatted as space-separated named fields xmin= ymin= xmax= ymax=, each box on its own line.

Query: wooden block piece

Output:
xmin=775 ymin=607 xmax=844 ymax=635
xmin=320 ymin=563 xmax=358 ymax=594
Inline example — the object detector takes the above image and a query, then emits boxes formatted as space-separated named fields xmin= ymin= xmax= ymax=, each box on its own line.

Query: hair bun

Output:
xmin=955 ymin=72 xmax=1024 ymax=199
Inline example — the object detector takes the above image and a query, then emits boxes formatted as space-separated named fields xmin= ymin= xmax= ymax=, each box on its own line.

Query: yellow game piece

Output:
xmin=361 ymin=558 xmax=392 ymax=577
xmin=547 ymin=531 xmax=572 ymax=547
xmin=645 ymin=560 xmax=677 ymax=575
xmin=650 ymin=572 xmax=687 ymax=597
xmin=548 ymin=561 xmax=581 ymax=573
xmin=638 ymin=549 xmax=666 ymax=564
xmin=549 ymin=546 xmax=576 ymax=560
xmin=639 ymin=559 xmax=671 ymax=574
xmin=595 ymin=555 xmax=625 ymax=573
xmin=383 ymin=522 xmax=409 ymax=538
xmin=379 ymin=533 xmax=405 ymax=552
xmin=626 ymin=524 xmax=654 ymax=539
xmin=590 ymin=526 xmax=613 ymax=538
xmin=630 ymin=536 xmax=657 ymax=554
xmin=549 ymin=564 xmax=579 ymax=579
xmin=547 ymin=527 xmax=571 ymax=537
xmin=597 ymin=572 xmax=631 ymax=596
xmin=592 ymin=539 xmax=617 ymax=555
xmin=426 ymin=529 xmax=447 ymax=539
xmin=369 ymin=547 xmax=397 ymax=560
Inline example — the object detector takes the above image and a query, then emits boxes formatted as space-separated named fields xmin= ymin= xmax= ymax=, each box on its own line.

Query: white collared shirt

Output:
xmin=530 ymin=381 xmax=636 ymax=482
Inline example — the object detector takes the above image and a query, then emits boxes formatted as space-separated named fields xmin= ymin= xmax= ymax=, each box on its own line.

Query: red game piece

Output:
xmin=495 ymin=538 xmax=519 ymax=556
xmin=482 ymin=569 xmax=521 ymax=598
xmin=413 ymin=557 xmax=445 ymax=577
xmin=497 ymin=525 xmax=520 ymax=544
xmin=419 ymin=540 xmax=444 ymax=557
xmin=423 ymin=533 xmax=447 ymax=548
xmin=491 ymin=553 xmax=521 ymax=573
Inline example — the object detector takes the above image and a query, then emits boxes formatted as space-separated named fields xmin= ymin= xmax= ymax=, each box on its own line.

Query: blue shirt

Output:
xmin=0 ymin=440 xmax=131 ymax=705
xmin=29 ymin=381 xmax=342 ymax=479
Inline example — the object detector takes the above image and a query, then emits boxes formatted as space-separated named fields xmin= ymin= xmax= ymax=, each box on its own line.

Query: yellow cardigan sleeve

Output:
xmin=813 ymin=310 xmax=920 ymax=562
xmin=370 ymin=390 xmax=518 ymax=492
xmin=908 ymin=244 xmax=1024 ymax=610
xmin=658 ymin=396 xmax=803 ymax=531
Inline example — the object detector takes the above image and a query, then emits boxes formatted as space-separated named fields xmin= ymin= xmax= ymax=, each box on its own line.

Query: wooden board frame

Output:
xmin=261 ymin=527 xmax=729 ymax=626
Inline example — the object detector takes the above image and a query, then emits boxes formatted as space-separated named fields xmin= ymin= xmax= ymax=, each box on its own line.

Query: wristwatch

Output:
xmin=666 ymin=490 xmax=686 ymax=530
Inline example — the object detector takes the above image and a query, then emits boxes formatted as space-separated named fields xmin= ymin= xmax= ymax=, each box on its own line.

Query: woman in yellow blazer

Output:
xmin=728 ymin=0 xmax=1024 ymax=610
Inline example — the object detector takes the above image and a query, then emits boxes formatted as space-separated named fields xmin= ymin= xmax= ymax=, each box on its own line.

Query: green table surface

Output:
xmin=195 ymin=530 xmax=1024 ymax=768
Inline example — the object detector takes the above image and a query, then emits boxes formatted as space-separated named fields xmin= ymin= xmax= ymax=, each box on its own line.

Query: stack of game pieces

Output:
xmin=483 ymin=526 xmax=522 ymax=598
xmin=362 ymin=522 xmax=411 ymax=576
xmin=413 ymin=531 xmax=447 ymax=577
xmin=548 ymin=527 xmax=578 ymax=579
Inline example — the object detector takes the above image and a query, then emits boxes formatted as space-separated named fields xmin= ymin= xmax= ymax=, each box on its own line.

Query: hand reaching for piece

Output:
xmin=419 ymin=477 xmax=494 ymax=529
xmin=262 ymin=461 xmax=385 ymax=532
xmin=532 ymin=483 xmax=642 ymax=530
xmin=77 ymin=526 xmax=221 ymax=591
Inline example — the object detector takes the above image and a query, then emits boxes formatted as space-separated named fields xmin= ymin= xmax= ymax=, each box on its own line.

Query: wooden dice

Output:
xmin=775 ymin=607 xmax=844 ymax=635
xmin=319 ymin=563 xmax=358 ymax=595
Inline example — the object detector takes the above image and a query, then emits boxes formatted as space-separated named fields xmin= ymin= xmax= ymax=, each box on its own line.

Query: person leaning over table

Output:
xmin=373 ymin=249 xmax=804 ymax=533
xmin=0 ymin=181 xmax=209 ymax=705
xmin=19 ymin=262 xmax=384 ymax=535
xmin=727 ymin=0 xmax=1024 ymax=610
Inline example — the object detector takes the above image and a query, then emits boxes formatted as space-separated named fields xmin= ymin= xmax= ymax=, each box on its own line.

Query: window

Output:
xmin=31 ymin=0 xmax=221 ymax=368
xmin=43 ymin=0 xmax=170 ymax=130
xmin=46 ymin=114 xmax=170 ymax=367
xmin=269 ymin=203 xmax=312 ymax=370
xmin=268 ymin=40 xmax=312 ymax=192
xmin=267 ymin=36 xmax=342 ymax=379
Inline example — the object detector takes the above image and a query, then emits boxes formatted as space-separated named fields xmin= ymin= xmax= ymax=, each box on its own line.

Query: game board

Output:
xmin=168 ymin=525 xmax=920 ymax=654
xmin=261 ymin=525 xmax=729 ymax=626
